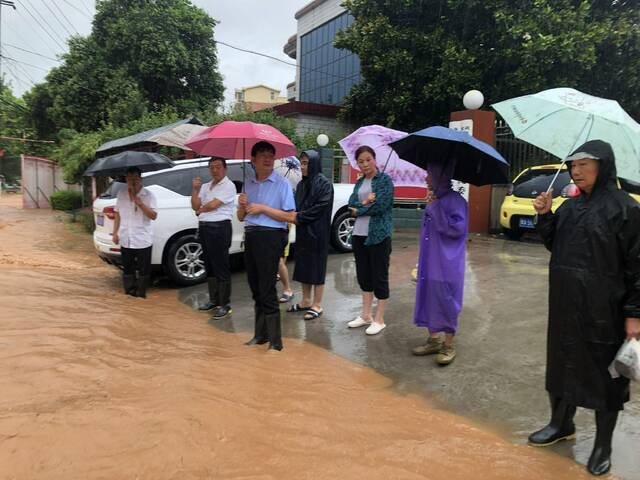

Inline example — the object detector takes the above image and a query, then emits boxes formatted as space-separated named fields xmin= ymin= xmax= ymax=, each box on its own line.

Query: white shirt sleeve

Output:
xmin=147 ymin=190 xmax=157 ymax=211
xmin=114 ymin=191 xmax=123 ymax=212
xmin=218 ymin=179 xmax=237 ymax=205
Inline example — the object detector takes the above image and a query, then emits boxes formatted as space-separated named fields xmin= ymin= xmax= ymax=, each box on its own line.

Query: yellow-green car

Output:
xmin=500 ymin=164 xmax=640 ymax=240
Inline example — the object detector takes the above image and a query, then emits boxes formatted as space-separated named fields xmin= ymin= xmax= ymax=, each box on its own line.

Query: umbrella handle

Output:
xmin=381 ymin=150 xmax=393 ymax=173
xmin=546 ymin=159 xmax=567 ymax=194
xmin=242 ymin=138 xmax=246 ymax=193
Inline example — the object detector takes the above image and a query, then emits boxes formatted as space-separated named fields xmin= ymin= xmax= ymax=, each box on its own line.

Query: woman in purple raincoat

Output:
xmin=412 ymin=160 xmax=468 ymax=365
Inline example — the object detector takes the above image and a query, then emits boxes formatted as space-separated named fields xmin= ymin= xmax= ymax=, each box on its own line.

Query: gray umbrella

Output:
xmin=84 ymin=151 xmax=175 ymax=177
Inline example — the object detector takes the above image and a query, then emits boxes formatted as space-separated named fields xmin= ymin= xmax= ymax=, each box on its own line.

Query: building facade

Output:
xmin=234 ymin=85 xmax=288 ymax=113
xmin=284 ymin=0 xmax=361 ymax=106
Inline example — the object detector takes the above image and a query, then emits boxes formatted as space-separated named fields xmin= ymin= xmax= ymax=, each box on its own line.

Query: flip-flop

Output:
xmin=304 ymin=308 xmax=323 ymax=321
xmin=287 ymin=303 xmax=309 ymax=313
xmin=278 ymin=292 xmax=294 ymax=303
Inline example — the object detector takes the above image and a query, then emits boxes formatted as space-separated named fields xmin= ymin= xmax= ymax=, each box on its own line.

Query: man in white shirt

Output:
xmin=191 ymin=158 xmax=237 ymax=318
xmin=112 ymin=166 xmax=158 ymax=298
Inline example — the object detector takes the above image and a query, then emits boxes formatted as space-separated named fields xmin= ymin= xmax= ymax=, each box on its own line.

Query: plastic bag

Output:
xmin=609 ymin=339 xmax=640 ymax=382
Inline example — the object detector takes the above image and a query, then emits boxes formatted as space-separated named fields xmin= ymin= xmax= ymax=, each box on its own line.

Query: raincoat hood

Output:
xmin=427 ymin=158 xmax=457 ymax=197
xmin=301 ymin=150 xmax=321 ymax=179
xmin=566 ymin=140 xmax=617 ymax=193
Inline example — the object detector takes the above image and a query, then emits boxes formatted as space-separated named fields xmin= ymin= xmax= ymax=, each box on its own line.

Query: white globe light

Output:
xmin=316 ymin=133 xmax=329 ymax=147
xmin=463 ymin=90 xmax=484 ymax=110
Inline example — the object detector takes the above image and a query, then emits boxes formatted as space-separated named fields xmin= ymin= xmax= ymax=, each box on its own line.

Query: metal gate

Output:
xmin=21 ymin=155 xmax=80 ymax=209
xmin=495 ymin=118 xmax=559 ymax=179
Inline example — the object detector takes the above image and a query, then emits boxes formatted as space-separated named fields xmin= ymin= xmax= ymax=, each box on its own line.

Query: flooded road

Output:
xmin=0 ymin=196 xmax=621 ymax=479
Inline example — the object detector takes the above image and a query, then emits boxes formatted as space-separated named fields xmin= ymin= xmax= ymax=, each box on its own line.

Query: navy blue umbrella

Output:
xmin=388 ymin=126 xmax=510 ymax=186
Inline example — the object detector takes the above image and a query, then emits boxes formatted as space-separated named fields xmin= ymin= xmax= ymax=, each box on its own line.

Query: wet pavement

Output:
xmin=0 ymin=194 xmax=637 ymax=479
xmin=179 ymin=231 xmax=640 ymax=480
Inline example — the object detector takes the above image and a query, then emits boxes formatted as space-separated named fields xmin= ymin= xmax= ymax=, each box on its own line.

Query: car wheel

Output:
xmin=502 ymin=227 xmax=524 ymax=240
xmin=331 ymin=211 xmax=355 ymax=253
xmin=165 ymin=234 xmax=207 ymax=286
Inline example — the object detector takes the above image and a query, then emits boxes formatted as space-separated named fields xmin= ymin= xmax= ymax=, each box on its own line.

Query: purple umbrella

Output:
xmin=338 ymin=125 xmax=427 ymax=186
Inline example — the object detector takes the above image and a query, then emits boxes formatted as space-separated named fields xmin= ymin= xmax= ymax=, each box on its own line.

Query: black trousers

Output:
xmin=121 ymin=246 xmax=152 ymax=276
xmin=199 ymin=220 xmax=232 ymax=281
xmin=352 ymin=235 xmax=391 ymax=300
xmin=244 ymin=228 xmax=288 ymax=316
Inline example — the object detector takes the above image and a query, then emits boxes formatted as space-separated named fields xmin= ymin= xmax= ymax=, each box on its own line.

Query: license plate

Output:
xmin=519 ymin=217 xmax=534 ymax=229
xmin=96 ymin=214 xmax=104 ymax=226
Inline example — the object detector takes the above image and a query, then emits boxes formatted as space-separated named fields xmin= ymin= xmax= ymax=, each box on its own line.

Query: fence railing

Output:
xmin=495 ymin=118 xmax=559 ymax=179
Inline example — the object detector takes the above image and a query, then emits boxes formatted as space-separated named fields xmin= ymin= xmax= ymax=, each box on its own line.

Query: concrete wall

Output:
xmin=290 ymin=113 xmax=347 ymax=138
xmin=295 ymin=0 xmax=345 ymax=100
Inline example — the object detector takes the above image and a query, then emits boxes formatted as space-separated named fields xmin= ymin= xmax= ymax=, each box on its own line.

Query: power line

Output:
xmin=53 ymin=2 xmax=81 ymax=34
xmin=0 ymin=54 xmax=50 ymax=71
xmin=215 ymin=40 xmax=354 ymax=82
xmin=44 ymin=1 xmax=77 ymax=37
xmin=9 ymin=8 xmax=59 ymax=56
xmin=17 ymin=0 xmax=67 ymax=50
xmin=77 ymin=0 xmax=92 ymax=17
xmin=0 ymin=97 xmax=29 ymax=113
xmin=2 ymin=49 xmax=37 ymax=84
xmin=4 ymin=43 xmax=60 ymax=62
xmin=59 ymin=0 xmax=91 ymax=20
xmin=1 ymin=60 xmax=33 ymax=89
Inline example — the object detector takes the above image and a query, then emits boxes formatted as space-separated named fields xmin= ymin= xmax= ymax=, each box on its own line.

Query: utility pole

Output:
xmin=0 ymin=1 xmax=17 ymax=82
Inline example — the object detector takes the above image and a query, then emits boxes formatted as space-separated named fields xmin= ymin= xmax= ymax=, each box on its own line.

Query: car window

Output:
xmin=513 ymin=169 xmax=570 ymax=198
xmin=227 ymin=162 xmax=252 ymax=193
xmin=143 ymin=168 xmax=199 ymax=196
xmin=100 ymin=180 xmax=126 ymax=199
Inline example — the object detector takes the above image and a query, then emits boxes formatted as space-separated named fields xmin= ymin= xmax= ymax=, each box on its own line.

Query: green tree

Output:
xmin=26 ymin=0 xmax=224 ymax=136
xmin=335 ymin=0 xmax=640 ymax=130
xmin=0 ymin=79 xmax=50 ymax=173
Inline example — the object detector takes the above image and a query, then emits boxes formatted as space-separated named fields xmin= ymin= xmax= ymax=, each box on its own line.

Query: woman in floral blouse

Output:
xmin=346 ymin=145 xmax=394 ymax=335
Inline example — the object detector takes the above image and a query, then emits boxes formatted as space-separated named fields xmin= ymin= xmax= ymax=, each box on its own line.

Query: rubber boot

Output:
xmin=528 ymin=394 xmax=577 ymax=446
xmin=265 ymin=312 xmax=283 ymax=351
xmin=245 ymin=308 xmax=268 ymax=345
xmin=212 ymin=281 xmax=232 ymax=319
xmin=199 ymin=278 xmax=219 ymax=311
xmin=135 ymin=275 xmax=150 ymax=299
xmin=587 ymin=410 xmax=618 ymax=476
xmin=123 ymin=274 xmax=137 ymax=296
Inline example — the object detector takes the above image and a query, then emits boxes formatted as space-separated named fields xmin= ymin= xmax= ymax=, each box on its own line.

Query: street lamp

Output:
xmin=316 ymin=133 xmax=329 ymax=147
xmin=463 ymin=90 xmax=484 ymax=110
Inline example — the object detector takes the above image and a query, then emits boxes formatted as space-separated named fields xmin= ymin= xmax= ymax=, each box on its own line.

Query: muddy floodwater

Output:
xmin=0 ymin=196 xmax=616 ymax=479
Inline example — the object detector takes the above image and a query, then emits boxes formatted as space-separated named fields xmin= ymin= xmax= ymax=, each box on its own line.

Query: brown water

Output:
xmin=0 ymin=196 xmax=598 ymax=479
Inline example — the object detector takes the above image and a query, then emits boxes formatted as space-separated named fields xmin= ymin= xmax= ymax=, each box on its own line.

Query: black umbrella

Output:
xmin=84 ymin=151 xmax=175 ymax=177
xmin=388 ymin=126 xmax=510 ymax=186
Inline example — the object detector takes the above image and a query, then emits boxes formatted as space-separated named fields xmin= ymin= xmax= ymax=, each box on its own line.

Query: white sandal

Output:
xmin=347 ymin=316 xmax=371 ymax=328
xmin=365 ymin=322 xmax=386 ymax=335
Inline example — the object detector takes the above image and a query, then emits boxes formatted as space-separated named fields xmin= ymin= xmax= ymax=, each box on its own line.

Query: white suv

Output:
xmin=93 ymin=159 xmax=356 ymax=285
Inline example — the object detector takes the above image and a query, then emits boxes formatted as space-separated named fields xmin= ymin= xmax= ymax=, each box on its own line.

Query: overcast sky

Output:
xmin=2 ymin=0 xmax=309 ymax=109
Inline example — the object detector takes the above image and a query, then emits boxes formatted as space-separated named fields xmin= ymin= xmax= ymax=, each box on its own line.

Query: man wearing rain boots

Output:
xmin=112 ymin=167 xmax=158 ymax=298
xmin=191 ymin=158 xmax=237 ymax=319
xmin=238 ymin=141 xmax=296 ymax=351
xmin=531 ymin=141 xmax=640 ymax=476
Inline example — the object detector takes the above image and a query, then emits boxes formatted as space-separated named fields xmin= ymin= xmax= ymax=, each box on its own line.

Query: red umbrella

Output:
xmin=185 ymin=121 xmax=297 ymax=159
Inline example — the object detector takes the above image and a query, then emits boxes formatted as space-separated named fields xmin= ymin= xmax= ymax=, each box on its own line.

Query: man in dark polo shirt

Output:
xmin=238 ymin=141 xmax=296 ymax=351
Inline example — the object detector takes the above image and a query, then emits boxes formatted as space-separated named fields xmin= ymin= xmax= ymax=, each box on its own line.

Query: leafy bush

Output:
xmin=50 ymin=190 xmax=83 ymax=211
xmin=75 ymin=209 xmax=95 ymax=233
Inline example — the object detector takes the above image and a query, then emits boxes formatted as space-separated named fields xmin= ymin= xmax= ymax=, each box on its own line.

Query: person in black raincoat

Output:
xmin=531 ymin=140 xmax=640 ymax=476
xmin=287 ymin=150 xmax=334 ymax=320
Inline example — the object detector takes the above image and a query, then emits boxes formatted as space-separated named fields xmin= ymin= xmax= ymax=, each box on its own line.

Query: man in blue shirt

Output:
xmin=238 ymin=141 xmax=296 ymax=351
